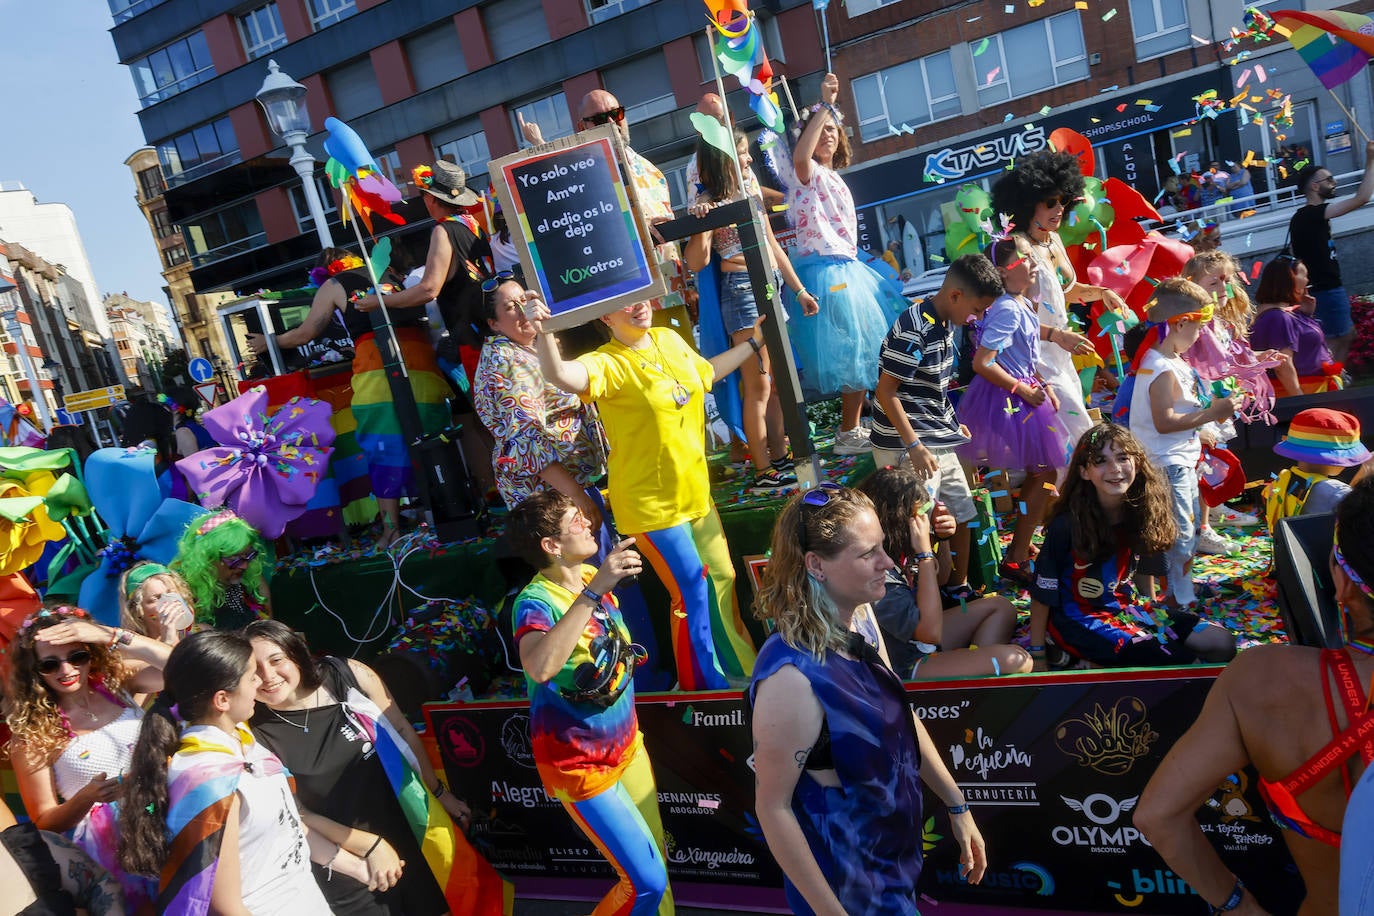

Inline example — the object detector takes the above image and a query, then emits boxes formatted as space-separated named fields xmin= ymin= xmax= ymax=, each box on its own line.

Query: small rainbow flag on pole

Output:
xmin=1265 ymin=9 xmax=1374 ymax=90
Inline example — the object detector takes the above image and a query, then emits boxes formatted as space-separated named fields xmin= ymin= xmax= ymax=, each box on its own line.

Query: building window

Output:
xmin=325 ymin=58 xmax=384 ymax=121
xmin=152 ymin=209 xmax=177 ymax=240
xmin=974 ymin=12 xmax=1088 ymax=106
xmin=373 ymin=149 xmax=408 ymax=194
xmin=182 ymin=201 xmax=266 ymax=267
xmin=288 ymin=178 xmax=340 ymax=235
xmin=164 ymin=245 xmax=189 ymax=268
xmin=603 ymin=54 xmax=676 ymax=124
xmin=844 ymin=0 xmax=902 ymax=15
xmin=108 ymin=0 xmax=165 ymax=24
xmin=512 ymin=94 xmax=573 ymax=148
xmin=853 ymin=53 xmax=960 ymax=141
xmin=137 ymin=166 xmax=165 ymax=202
xmin=660 ymin=155 xmax=694 ymax=210
xmin=485 ymin=0 xmax=550 ymax=60
xmin=1129 ymin=0 xmax=1190 ymax=60
xmin=130 ymin=32 xmax=215 ymax=106
xmin=307 ymin=0 xmax=356 ymax=29
xmin=239 ymin=4 xmax=287 ymax=60
xmin=434 ymin=129 xmax=491 ymax=184
xmin=586 ymin=0 xmax=653 ymax=24
xmin=156 ymin=118 xmax=240 ymax=186
xmin=406 ymin=23 xmax=467 ymax=91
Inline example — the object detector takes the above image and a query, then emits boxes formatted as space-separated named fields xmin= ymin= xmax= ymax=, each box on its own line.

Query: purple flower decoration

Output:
xmin=175 ymin=387 xmax=336 ymax=538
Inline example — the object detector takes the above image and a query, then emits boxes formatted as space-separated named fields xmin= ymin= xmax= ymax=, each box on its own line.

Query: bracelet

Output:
xmin=433 ymin=778 xmax=447 ymax=799
xmin=1009 ymin=381 xmax=1021 ymax=397
xmin=1211 ymin=878 xmax=1245 ymax=913
xmin=913 ymin=551 xmax=936 ymax=562
xmin=1028 ymin=644 xmax=1046 ymax=653
xmin=581 ymin=586 xmax=603 ymax=605
xmin=797 ymin=287 xmax=811 ymax=299
xmin=109 ymin=627 xmax=123 ymax=649
xmin=903 ymin=440 xmax=922 ymax=452
xmin=947 ymin=802 xmax=971 ymax=815
xmin=364 ymin=835 xmax=383 ymax=858
xmin=747 ymin=337 xmax=762 ymax=354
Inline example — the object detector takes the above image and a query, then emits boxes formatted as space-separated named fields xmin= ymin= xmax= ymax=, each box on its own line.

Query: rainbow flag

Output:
xmin=1271 ymin=9 xmax=1374 ymax=90
xmin=345 ymin=686 xmax=514 ymax=914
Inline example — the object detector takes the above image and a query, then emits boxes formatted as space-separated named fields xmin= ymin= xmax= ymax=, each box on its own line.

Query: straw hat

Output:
xmin=417 ymin=160 xmax=479 ymax=207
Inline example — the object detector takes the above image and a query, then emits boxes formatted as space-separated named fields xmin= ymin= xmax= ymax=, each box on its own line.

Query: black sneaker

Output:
xmin=748 ymin=470 xmax=798 ymax=495
xmin=772 ymin=455 xmax=796 ymax=474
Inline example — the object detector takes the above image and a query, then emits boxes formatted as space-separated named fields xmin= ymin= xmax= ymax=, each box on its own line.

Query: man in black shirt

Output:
xmin=1289 ymin=141 xmax=1374 ymax=364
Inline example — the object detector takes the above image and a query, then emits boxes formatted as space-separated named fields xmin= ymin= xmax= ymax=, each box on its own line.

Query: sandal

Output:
xmin=999 ymin=559 xmax=1034 ymax=588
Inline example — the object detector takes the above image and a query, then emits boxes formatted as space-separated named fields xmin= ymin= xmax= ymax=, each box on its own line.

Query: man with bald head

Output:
xmin=521 ymin=88 xmax=692 ymax=345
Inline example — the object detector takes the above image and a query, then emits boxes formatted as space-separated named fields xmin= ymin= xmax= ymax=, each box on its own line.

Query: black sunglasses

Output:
xmin=482 ymin=269 xmax=517 ymax=292
xmin=1042 ymin=196 xmax=1071 ymax=209
xmin=221 ymin=550 xmax=257 ymax=569
xmin=584 ymin=106 xmax=626 ymax=126
xmin=37 ymin=648 xmax=92 ymax=674
xmin=797 ymin=482 xmax=844 ymax=553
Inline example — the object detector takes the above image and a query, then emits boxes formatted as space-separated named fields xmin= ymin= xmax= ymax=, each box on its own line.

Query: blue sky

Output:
xmin=0 ymin=1 xmax=167 ymax=305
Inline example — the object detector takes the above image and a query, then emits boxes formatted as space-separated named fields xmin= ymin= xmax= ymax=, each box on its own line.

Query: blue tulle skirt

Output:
xmin=783 ymin=255 xmax=909 ymax=400
xmin=957 ymin=375 xmax=1072 ymax=472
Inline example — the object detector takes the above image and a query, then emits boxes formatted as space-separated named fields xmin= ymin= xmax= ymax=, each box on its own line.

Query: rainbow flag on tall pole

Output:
xmin=1252 ymin=9 xmax=1374 ymax=141
xmin=703 ymin=0 xmax=786 ymax=132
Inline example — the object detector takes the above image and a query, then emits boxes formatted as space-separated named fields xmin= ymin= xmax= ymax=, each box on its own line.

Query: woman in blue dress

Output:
xmin=749 ymin=483 xmax=987 ymax=914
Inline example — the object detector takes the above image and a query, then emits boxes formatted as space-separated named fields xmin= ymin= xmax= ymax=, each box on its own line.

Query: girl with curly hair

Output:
xmin=1027 ymin=423 xmax=1235 ymax=670
xmin=5 ymin=605 xmax=172 ymax=909
xmin=992 ymin=151 xmax=1129 ymax=449
xmin=172 ymin=510 xmax=272 ymax=629
xmin=118 ymin=561 xmax=196 ymax=645
xmin=750 ymin=483 xmax=986 ymax=914
xmin=118 ymin=630 xmax=331 ymax=914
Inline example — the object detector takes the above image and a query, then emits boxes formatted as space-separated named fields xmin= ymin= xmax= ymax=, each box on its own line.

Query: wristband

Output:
xmin=913 ymin=552 xmax=936 ymax=562
xmin=797 ymin=287 xmax=811 ymax=299
xmin=364 ymin=835 xmax=383 ymax=859
xmin=1211 ymin=878 xmax=1245 ymax=913
xmin=947 ymin=802 xmax=971 ymax=815
xmin=433 ymin=778 xmax=447 ymax=799
xmin=1009 ymin=382 xmax=1021 ymax=398
xmin=903 ymin=440 xmax=922 ymax=452
xmin=109 ymin=627 xmax=123 ymax=649
xmin=581 ymin=586 xmax=603 ymax=605
xmin=747 ymin=337 xmax=762 ymax=354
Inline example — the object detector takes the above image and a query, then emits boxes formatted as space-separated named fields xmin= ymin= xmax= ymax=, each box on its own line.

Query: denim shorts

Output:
xmin=719 ymin=270 xmax=778 ymax=335
xmin=1314 ymin=286 xmax=1353 ymax=338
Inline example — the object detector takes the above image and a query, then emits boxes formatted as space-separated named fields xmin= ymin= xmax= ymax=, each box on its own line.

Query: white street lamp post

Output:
xmin=256 ymin=60 xmax=335 ymax=249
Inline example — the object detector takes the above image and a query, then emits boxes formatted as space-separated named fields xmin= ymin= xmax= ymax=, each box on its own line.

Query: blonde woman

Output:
xmin=118 ymin=561 xmax=196 ymax=645
xmin=749 ymin=484 xmax=985 ymax=915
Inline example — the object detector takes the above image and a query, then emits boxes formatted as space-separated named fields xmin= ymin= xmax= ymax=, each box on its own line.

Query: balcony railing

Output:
xmin=190 ymin=232 xmax=268 ymax=268
xmin=109 ymin=0 xmax=165 ymax=24
xmin=165 ymin=150 xmax=243 ymax=190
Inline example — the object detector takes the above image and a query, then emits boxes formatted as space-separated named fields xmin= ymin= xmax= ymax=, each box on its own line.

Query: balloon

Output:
xmin=954 ymin=184 xmax=992 ymax=234
xmin=1049 ymin=128 xmax=1095 ymax=176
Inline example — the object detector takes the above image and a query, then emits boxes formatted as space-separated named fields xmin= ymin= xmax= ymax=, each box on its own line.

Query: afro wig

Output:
xmin=991 ymin=150 xmax=1086 ymax=238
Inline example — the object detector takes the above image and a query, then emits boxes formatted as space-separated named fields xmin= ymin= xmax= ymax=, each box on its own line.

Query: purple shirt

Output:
xmin=1250 ymin=306 xmax=1332 ymax=376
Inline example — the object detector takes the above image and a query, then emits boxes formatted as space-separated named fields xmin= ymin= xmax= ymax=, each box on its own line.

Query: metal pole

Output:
xmin=284 ymin=129 xmax=336 ymax=249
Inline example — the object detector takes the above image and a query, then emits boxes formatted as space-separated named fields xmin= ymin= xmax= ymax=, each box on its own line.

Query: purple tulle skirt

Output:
xmin=957 ymin=375 xmax=1073 ymax=471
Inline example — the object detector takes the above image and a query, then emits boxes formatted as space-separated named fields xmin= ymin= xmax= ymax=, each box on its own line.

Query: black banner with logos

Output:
xmin=428 ymin=668 xmax=1301 ymax=913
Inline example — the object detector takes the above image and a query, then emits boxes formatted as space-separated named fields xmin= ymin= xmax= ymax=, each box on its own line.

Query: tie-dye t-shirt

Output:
xmin=513 ymin=568 xmax=642 ymax=801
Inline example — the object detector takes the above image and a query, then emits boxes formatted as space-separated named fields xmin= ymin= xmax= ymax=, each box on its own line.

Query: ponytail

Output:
xmin=118 ymin=695 xmax=180 ymax=876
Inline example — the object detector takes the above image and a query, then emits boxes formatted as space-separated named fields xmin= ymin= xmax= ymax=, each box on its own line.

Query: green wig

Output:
xmin=172 ymin=512 xmax=269 ymax=625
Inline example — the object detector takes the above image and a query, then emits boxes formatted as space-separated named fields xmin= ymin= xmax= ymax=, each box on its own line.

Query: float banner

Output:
xmin=490 ymin=124 xmax=665 ymax=330
xmin=429 ymin=668 xmax=1301 ymax=913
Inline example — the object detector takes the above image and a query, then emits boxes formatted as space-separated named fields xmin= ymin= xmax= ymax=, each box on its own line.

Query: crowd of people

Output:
xmin=7 ymin=71 xmax=1374 ymax=915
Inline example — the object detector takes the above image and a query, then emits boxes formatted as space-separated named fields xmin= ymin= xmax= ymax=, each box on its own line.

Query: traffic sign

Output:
xmin=193 ymin=383 xmax=219 ymax=407
xmin=63 ymin=385 xmax=125 ymax=413
xmin=188 ymin=357 xmax=214 ymax=383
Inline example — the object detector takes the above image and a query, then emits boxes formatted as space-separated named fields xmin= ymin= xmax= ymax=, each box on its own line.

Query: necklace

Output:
xmin=638 ymin=336 xmax=691 ymax=407
xmin=269 ymin=687 xmax=322 ymax=734
xmin=67 ymin=691 xmax=99 ymax=724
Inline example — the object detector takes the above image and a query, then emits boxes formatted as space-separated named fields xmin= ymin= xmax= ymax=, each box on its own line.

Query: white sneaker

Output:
xmin=1195 ymin=528 xmax=1239 ymax=556
xmin=833 ymin=426 xmax=873 ymax=455
xmin=1208 ymin=505 xmax=1259 ymax=528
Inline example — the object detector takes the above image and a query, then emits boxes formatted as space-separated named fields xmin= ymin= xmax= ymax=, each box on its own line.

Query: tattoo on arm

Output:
xmin=794 ymin=748 xmax=811 ymax=769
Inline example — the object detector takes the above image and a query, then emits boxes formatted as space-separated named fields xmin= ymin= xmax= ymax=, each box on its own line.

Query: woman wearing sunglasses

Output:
xmin=173 ymin=509 xmax=272 ymax=629
xmin=5 ymin=604 xmax=173 ymax=910
xmin=992 ymin=150 xmax=1129 ymax=451
xmin=750 ymin=483 xmax=986 ymax=915
xmin=247 ymin=245 xmax=453 ymax=546
xmin=506 ymin=489 xmax=672 ymax=916
xmin=473 ymin=271 xmax=607 ymax=523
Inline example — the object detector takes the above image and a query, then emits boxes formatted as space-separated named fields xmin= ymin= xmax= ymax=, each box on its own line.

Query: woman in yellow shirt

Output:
xmin=530 ymin=293 xmax=761 ymax=690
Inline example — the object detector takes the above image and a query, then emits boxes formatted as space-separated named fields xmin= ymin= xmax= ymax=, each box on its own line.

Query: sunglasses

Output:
xmin=583 ymin=106 xmax=626 ymax=127
xmin=37 ymin=648 xmax=92 ymax=674
xmin=482 ymin=269 xmax=517 ymax=293
xmin=798 ymin=482 xmax=844 ymax=553
xmin=220 ymin=550 xmax=257 ymax=569
xmin=1041 ymin=196 xmax=1070 ymax=209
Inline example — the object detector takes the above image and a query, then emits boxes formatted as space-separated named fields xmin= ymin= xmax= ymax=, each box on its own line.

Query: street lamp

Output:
xmin=256 ymin=60 xmax=335 ymax=249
